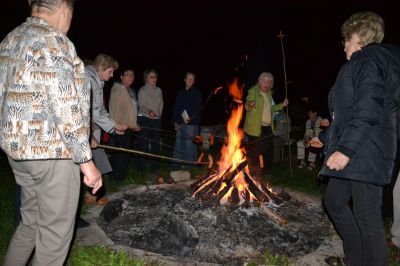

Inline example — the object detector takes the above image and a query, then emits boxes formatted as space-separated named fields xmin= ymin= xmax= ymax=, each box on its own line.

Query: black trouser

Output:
xmin=246 ymin=126 xmax=273 ymax=177
xmin=324 ymin=177 xmax=387 ymax=266
xmin=137 ymin=116 xmax=161 ymax=173
xmin=110 ymin=133 xmax=132 ymax=182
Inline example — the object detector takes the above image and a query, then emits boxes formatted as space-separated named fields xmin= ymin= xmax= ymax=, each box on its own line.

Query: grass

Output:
xmin=270 ymin=160 xmax=326 ymax=197
xmin=1 ymin=142 xmax=400 ymax=265
xmin=66 ymin=245 xmax=150 ymax=266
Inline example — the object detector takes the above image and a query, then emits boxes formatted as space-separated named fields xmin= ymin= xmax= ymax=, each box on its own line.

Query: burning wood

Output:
xmin=191 ymin=79 xmax=282 ymax=208
xmin=207 ymin=154 xmax=214 ymax=169
xmin=192 ymin=160 xmax=281 ymax=207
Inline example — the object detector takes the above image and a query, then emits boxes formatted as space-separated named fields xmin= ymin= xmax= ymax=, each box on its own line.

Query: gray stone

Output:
xmin=170 ymin=170 xmax=191 ymax=182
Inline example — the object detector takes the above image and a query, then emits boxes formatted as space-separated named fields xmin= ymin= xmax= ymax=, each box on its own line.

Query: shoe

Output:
xmin=307 ymin=163 xmax=316 ymax=171
xmin=297 ymin=160 xmax=306 ymax=169
xmin=324 ymin=256 xmax=346 ymax=266
xmin=76 ymin=217 xmax=90 ymax=228
xmin=83 ymin=193 xmax=109 ymax=206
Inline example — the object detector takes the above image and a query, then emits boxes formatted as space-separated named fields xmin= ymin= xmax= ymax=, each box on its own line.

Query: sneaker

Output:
xmin=297 ymin=160 xmax=306 ymax=169
xmin=307 ymin=163 xmax=316 ymax=171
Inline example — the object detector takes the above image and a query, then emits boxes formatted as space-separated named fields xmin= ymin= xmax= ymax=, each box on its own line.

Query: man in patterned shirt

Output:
xmin=0 ymin=1 xmax=101 ymax=265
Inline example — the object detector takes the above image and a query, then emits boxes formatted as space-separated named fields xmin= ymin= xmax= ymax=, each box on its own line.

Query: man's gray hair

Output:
xmin=28 ymin=0 xmax=75 ymax=11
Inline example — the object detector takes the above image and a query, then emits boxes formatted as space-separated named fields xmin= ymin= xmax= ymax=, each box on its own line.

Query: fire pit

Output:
xmin=97 ymin=184 xmax=333 ymax=265
xmin=93 ymin=80 xmax=338 ymax=265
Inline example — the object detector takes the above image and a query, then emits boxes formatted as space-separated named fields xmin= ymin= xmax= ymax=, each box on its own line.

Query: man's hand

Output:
xmin=326 ymin=151 xmax=350 ymax=171
xmin=247 ymin=101 xmax=255 ymax=110
xmin=90 ymin=138 xmax=98 ymax=149
xmin=149 ymin=110 xmax=157 ymax=118
xmin=80 ymin=160 xmax=102 ymax=194
xmin=114 ymin=123 xmax=128 ymax=135
xmin=310 ymin=137 xmax=324 ymax=148
xmin=131 ymin=124 xmax=141 ymax=131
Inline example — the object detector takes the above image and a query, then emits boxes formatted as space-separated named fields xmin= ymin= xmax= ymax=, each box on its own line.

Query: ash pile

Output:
xmin=98 ymin=187 xmax=332 ymax=265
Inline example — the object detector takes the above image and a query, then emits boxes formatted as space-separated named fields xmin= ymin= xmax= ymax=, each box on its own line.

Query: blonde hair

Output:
xmin=257 ymin=72 xmax=274 ymax=88
xmin=93 ymin=54 xmax=119 ymax=72
xmin=341 ymin=11 xmax=384 ymax=45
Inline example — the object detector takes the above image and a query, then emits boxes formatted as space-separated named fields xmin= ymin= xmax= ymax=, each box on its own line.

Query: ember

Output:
xmin=192 ymin=79 xmax=277 ymax=207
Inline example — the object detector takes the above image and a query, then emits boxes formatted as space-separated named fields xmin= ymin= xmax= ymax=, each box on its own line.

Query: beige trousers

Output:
xmin=4 ymin=158 xmax=80 ymax=266
xmin=296 ymin=139 xmax=317 ymax=163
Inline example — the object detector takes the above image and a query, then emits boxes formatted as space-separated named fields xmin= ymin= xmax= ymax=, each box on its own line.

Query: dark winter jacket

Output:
xmin=172 ymin=87 xmax=202 ymax=125
xmin=319 ymin=44 xmax=400 ymax=186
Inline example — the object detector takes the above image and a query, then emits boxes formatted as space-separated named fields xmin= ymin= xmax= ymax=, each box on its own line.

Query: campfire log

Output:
xmin=211 ymin=177 xmax=225 ymax=195
xmin=228 ymin=186 xmax=240 ymax=205
xmin=210 ymin=161 xmax=245 ymax=195
xmin=221 ymin=160 xmax=247 ymax=184
xmin=260 ymin=204 xmax=288 ymax=226
xmin=197 ymin=161 xmax=247 ymax=201
xmin=192 ymin=172 xmax=218 ymax=191
xmin=242 ymin=190 xmax=251 ymax=208
xmin=243 ymin=172 xmax=267 ymax=201
xmin=242 ymin=171 xmax=282 ymax=204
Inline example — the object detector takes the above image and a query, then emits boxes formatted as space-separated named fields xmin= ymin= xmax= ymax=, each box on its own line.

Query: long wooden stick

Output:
xmin=277 ymin=30 xmax=293 ymax=177
xmin=97 ymin=144 xmax=211 ymax=167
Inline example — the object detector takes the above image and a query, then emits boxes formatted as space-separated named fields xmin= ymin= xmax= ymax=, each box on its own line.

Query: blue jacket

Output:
xmin=319 ymin=44 xmax=400 ymax=185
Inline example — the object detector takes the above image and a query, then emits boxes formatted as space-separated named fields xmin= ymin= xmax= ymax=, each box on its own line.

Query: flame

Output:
xmin=218 ymin=78 xmax=244 ymax=171
xmin=192 ymin=79 xmax=273 ymax=206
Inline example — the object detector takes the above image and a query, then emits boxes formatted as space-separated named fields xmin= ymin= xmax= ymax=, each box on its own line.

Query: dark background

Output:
xmin=1 ymin=0 xmax=399 ymax=127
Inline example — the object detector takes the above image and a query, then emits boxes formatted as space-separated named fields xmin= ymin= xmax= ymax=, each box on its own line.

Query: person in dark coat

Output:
xmin=172 ymin=72 xmax=202 ymax=165
xmin=311 ymin=11 xmax=400 ymax=265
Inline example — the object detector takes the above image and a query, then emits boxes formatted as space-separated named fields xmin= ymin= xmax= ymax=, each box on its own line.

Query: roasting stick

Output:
xmin=277 ymin=30 xmax=293 ymax=177
xmin=97 ymin=144 xmax=213 ymax=169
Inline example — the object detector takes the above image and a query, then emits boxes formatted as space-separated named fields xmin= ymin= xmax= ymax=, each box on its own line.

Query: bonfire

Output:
xmin=192 ymin=79 xmax=280 ymax=207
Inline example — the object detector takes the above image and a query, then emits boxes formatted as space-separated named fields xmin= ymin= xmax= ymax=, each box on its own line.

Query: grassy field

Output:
xmin=1 ymin=144 xmax=399 ymax=265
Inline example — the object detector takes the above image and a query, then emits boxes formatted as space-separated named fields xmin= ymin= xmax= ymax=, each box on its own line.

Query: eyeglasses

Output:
xmin=148 ymin=75 xmax=158 ymax=79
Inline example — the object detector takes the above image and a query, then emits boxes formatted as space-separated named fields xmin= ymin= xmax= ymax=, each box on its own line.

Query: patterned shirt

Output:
xmin=0 ymin=17 xmax=92 ymax=163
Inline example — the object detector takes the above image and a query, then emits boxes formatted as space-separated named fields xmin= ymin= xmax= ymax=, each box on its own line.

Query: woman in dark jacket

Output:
xmin=311 ymin=12 xmax=400 ymax=265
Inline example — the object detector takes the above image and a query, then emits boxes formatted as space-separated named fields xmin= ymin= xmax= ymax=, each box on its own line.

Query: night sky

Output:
xmin=1 ymin=0 xmax=399 ymax=126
